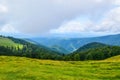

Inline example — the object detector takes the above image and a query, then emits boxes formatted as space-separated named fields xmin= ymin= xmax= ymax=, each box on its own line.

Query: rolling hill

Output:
xmin=74 ymin=42 xmax=109 ymax=53
xmin=29 ymin=34 xmax=120 ymax=53
xmin=1 ymin=35 xmax=120 ymax=61
xmin=0 ymin=36 xmax=23 ymax=49
xmin=105 ymin=55 xmax=120 ymax=62
xmin=0 ymin=35 xmax=62 ymax=60
xmin=0 ymin=35 xmax=120 ymax=80
xmin=0 ymin=56 xmax=120 ymax=80
xmin=50 ymin=45 xmax=70 ymax=54
xmin=64 ymin=42 xmax=120 ymax=61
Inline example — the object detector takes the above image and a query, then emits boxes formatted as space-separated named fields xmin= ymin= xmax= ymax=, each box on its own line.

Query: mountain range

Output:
xmin=1 ymin=34 xmax=120 ymax=61
xmin=29 ymin=34 xmax=120 ymax=54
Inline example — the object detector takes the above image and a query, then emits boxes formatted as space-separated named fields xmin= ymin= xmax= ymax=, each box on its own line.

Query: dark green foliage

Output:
xmin=74 ymin=42 xmax=109 ymax=53
xmin=64 ymin=45 xmax=120 ymax=61
xmin=0 ymin=46 xmax=13 ymax=55
xmin=0 ymin=36 xmax=62 ymax=60
xmin=1 ymin=35 xmax=120 ymax=61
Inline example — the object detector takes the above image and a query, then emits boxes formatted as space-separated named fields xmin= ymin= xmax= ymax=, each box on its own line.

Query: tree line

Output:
xmin=64 ymin=46 xmax=120 ymax=61
xmin=0 ymin=36 xmax=120 ymax=61
xmin=1 ymin=45 xmax=120 ymax=61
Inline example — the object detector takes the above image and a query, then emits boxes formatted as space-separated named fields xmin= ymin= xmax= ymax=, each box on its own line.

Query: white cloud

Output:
xmin=50 ymin=6 xmax=120 ymax=34
xmin=3 ymin=0 xmax=115 ymax=35
xmin=0 ymin=4 xmax=8 ymax=13
xmin=0 ymin=0 xmax=120 ymax=36
xmin=50 ymin=21 xmax=85 ymax=33
xmin=0 ymin=24 xmax=18 ymax=33
xmin=95 ymin=7 xmax=120 ymax=33
xmin=114 ymin=0 xmax=120 ymax=5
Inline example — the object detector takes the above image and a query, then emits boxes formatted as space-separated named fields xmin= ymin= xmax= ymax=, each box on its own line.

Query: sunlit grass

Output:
xmin=104 ymin=55 xmax=120 ymax=62
xmin=0 ymin=37 xmax=23 ymax=49
xmin=0 ymin=56 xmax=120 ymax=80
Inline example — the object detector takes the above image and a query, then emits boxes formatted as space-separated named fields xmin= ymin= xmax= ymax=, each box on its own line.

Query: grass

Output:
xmin=105 ymin=55 xmax=120 ymax=62
xmin=0 ymin=56 xmax=120 ymax=80
xmin=0 ymin=37 xmax=23 ymax=49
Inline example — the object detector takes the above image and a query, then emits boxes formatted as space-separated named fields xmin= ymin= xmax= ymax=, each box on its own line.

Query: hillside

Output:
xmin=64 ymin=42 xmax=120 ymax=61
xmin=0 ymin=36 xmax=23 ymax=49
xmin=0 ymin=56 xmax=120 ymax=80
xmin=0 ymin=36 xmax=62 ymax=60
xmin=30 ymin=34 xmax=120 ymax=53
xmin=74 ymin=42 xmax=108 ymax=53
xmin=1 ymin=35 xmax=120 ymax=61
xmin=105 ymin=55 xmax=120 ymax=62
xmin=50 ymin=45 xmax=70 ymax=54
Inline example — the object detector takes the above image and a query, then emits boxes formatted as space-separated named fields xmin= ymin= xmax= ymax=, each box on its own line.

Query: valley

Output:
xmin=30 ymin=34 xmax=120 ymax=53
xmin=1 ymin=35 xmax=120 ymax=61
xmin=0 ymin=1 xmax=120 ymax=80
xmin=0 ymin=35 xmax=120 ymax=80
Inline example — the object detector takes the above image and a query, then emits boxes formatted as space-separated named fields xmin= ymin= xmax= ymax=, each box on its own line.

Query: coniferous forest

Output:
xmin=1 ymin=35 xmax=120 ymax=61
xmin=0 ymin=36 xmax=62 ymax=60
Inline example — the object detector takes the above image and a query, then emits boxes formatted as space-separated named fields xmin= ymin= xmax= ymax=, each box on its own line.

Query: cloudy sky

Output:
xmin=0 ymin=0 xmax=120 ymax=37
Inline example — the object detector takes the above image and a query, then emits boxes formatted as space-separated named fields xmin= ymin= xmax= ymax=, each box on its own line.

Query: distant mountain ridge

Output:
xmin=29 ymin=34 xmax=120 ymax=54
xmin=50 ymin=45 xmax=70 ymax=54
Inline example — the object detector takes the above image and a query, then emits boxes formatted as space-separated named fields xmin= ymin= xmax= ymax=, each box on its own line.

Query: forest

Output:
xmin=0 ymin=35 xmax=120 ymax=61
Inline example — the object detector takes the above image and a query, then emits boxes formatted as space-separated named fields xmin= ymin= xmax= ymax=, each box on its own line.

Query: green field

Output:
xmin=0 ymin=56 xmax=120 ymax=80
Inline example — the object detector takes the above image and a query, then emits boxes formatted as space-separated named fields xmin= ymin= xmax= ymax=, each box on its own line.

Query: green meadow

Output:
xmin=0 ymin=37 xmax=23 ymax=49
xmin=0 ymin=56 xmax=120 ymax=80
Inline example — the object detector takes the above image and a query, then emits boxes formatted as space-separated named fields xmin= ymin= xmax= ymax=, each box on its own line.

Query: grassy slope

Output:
xmin=0 ymin=37 xmax=23 ymax=49
xmin=104 ymin=55 xmax=120 ymax=62
xmin=0 ymin=56 xmax=120 ymax=80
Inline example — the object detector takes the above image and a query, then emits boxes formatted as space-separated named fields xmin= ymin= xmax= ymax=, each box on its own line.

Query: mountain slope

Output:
xmin=0 ymin=36 xmax=23 ymax=48
xmin=30 ymin=34 xmax=120 ymax=53
xmin=0 ymin=36 xmax=62 ymax=60
xmin=64 ymin=42 xmax=120 ymax=61
xmin=74 ymin=42 xmax=108 ymax=53
xmin=105 ymin=55 xmax=120 ymax=62
xmin=50 ymin=45 xmax=70 ymax=54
